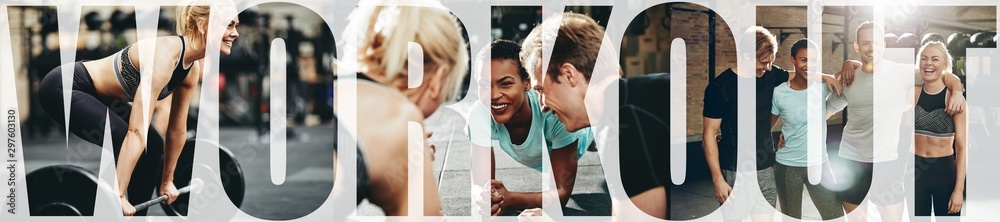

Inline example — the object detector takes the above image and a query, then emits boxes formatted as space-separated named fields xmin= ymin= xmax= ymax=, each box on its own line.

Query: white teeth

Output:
xmin=924 ymin=69 xmax=934 ymax=72
xmin=491 ymin=104 xmax=509 ymax=110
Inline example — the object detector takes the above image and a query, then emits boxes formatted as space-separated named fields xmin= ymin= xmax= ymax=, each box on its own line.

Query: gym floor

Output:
xmin=356 ymin=106 xmax=613 ymax=217
xmin=19 ymin=105 xmax=613 ymax=219
xmin=21 ymin=125 xmax=340 ymax=219
xmin=17 ymin=105 xmax=851 ymax=220
xmin=671 ymin=128 xmax=849 ymax=221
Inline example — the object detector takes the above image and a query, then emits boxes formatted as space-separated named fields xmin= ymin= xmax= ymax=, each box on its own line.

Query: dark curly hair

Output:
xmin=490 ymin=39 xmax=529 ymax=81
xmin=790 ymin=38 xmax=818 ymax=58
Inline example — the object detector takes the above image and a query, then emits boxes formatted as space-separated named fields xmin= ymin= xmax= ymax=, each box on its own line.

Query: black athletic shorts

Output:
xmin=835 ymin=158 xmax=907 ymax=206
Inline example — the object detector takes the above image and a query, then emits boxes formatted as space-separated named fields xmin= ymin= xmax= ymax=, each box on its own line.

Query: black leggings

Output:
xmin=38 ymin=62 xmax=165 ymax=216
xmin=914 ymin=154 xmax=959 ymax=217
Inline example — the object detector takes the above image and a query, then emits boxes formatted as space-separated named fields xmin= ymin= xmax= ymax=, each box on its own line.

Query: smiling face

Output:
xmin=490 ymin=59 xmax=529 ymax=124
xmin=790 ymin=47 xmax=813 ymax=80
xmin=756 ymin=53 xmax=775 ymax=77
xmin=220 ymin=18 xmax=239 ymax=55
xmin=854 ymin=26 xmax=882 ymax=65
xmin=531 ymin=63 xmax=590 ymax=132
xmin=918 ymin=43 xmax=951 ymax=82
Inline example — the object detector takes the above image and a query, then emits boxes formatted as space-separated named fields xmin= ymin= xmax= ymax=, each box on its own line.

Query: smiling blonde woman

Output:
xmin=912 ymin=41 xmax=966 ymax=217
xmin=36 ymin=0 xmax=240 ymax=215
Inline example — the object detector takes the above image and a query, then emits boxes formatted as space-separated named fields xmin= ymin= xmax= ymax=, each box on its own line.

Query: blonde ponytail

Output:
xmin=358 ymin=6 xmax=468 ymax=102
xmin=175 ymin=0 xmax=236 ymax=51
xmin=175 ymin=0 xmax=209 ymax=50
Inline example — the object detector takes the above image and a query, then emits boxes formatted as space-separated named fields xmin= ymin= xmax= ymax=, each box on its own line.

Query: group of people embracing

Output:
xmin=703 ymin=22 xmax=968 ymax=221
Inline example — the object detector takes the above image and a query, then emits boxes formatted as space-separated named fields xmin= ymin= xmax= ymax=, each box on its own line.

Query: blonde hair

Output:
xmin=176 ymin=0 xmax=235 ymax=51
xmin=520 ymin=25 xmax=543 ymax=77
xmin=917 ymin=41 xmax=953 ymax=73
xmin=357 ymin=6 xmax=468 ymax=102
xmin=520 ymin=12 xmax=621 ymax=82
xmin=753 ymin=26 xmax=778 ymax=59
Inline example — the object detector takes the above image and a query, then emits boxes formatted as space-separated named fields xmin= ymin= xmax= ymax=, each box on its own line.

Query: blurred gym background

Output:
xmin=6 ymin=4 xmax=338 ymax=140
xmin=6 ymin=4 xmax=345 ymax=219
xmin=5 ymin=2 xmax=994 ymax=220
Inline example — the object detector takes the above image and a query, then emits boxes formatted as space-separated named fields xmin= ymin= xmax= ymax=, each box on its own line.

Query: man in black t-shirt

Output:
xmin=703 ymin=64 xmax=785 ymax=222
xmin=704 ymin=65 xmax=788 ymax=172
xmin=701 ymin=26 xmax=843 ymax=222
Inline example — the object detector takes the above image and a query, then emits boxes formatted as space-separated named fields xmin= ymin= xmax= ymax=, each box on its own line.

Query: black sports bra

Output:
xmin=915 ymin=87 xmax=955 ymax=138
xmin=114 ymin=36 xmax=192 ymax=101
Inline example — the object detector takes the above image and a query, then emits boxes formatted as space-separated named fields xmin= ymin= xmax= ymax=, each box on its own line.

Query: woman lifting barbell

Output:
xmin=36 ymin=0 xmax=239 ymax=216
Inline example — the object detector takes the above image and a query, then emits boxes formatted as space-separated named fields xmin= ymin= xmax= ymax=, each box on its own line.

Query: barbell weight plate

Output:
xmin=971 ymin=32 xmax=995 ymax=48
xmin=26 ymin=165 xmax=98 ymax=216
xmin=219 ymin=142 xmax=247 ymax=207
xmin=947 ymin=32 xmax=971 ymax=55
xmin=160 ymin=138 xmax=246 ymax=217
xmin=884 ymin=33 xmax=899 ymax=48
xmin=897 ymin=33 xmax=919 ymax=48
xmin=922 ymin=33 xmax=945 ymax=46
xmin=37 ymin=202 xmax=82 ymax=216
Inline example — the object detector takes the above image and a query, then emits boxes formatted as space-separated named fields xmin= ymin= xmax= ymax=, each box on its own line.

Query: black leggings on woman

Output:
xmin=914 ymin=154 xmax=959 ymax=217
xmin=38 ymin=62 xmax=165 ymax=216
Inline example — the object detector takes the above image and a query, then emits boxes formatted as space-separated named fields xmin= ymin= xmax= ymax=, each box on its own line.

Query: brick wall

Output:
xmin=623 ymin=5 xmax=994 ymax=141
xmin=620 ymin=3 xmax=738 ymax=138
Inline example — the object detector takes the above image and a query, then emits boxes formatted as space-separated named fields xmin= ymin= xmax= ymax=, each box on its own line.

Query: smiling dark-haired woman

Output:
xmin=466 ymin=39 xmax=594 ymax=216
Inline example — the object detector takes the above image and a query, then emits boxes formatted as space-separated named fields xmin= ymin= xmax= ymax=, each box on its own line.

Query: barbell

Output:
xmin=162 ymin=138 xmax=246 ymax=218
xmin=131 ymin=178 xmax=202 ymax=211
xmin=26 ymin=138 xmax=245 ymax=216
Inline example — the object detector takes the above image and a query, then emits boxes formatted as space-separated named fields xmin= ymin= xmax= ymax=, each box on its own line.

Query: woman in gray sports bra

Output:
xmin=37 ymin=0 xmax=240 ymax=215
xmin=912 ymin=41 xmax=967 ymax=217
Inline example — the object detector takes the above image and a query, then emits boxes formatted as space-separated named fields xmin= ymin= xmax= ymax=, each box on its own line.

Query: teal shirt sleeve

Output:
xmin=543 ymin=110 xmax=579 ymax=150
xmin=465 ymin=101 xmax=494 ymax=147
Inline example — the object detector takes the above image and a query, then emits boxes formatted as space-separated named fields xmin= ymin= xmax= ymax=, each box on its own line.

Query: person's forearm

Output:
xmin=955 ymin=144 xmax=967 ymax=195
xmin=841 ymin=60 xmax=861 ymax=73
xmin=491 ymin=149 xmax=496 ymax=180
xmin=702 ymin=119 xmax=725 ymax=184
xmin=944 ymin=73 xmax=965 ymax=94
xmin=770 ymin=115 xmax=779 ymax=131
xmin=507 ymin=191 xmax=543 ymax=211
xmin=505 ymin=186 xmax=573 ymax=211
xmin=161 ymin=130 xmax=186 ymax=183
xmin=120 ymin=84 xmax=153 ymax=198
xmin=553 ymin=169 xmax=576 ymax=207
xmin=703 ymin=139 xmax=725 ymax=183
xmin=117 ymin=129 xmax=145 ymax=197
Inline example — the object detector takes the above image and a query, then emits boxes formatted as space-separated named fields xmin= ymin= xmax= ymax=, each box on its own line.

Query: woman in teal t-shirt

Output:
xmin=770 ymin=39 xmax=843 ymax=220
xmin=467 ymin=40 xmax=593 ymax=215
